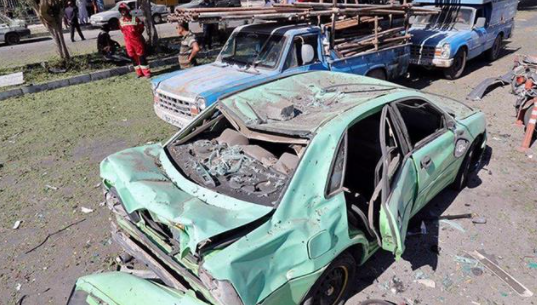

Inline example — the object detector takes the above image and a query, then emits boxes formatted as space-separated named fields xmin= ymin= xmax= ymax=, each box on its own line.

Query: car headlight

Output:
xmin=454 ymin=138 xmax=470 ymax=158
xmin=435 ymin=43 xmax=450 ymax=59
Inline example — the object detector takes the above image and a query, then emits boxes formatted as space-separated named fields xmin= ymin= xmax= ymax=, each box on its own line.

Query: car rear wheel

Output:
xmin=366 ymin=69 xmax=387 ymax=81
xmin=451 ymin=141 xmax=477 ymax=191
xmin=152 ymin=14 xmax=162 ymax=24
xmin=5 ymin=32 xmax=20 ymax=45
xmin=109 ymin=18 xmax=120 ymax=30
xmin=302 ymin=253 xmax=356 ymax=305
xmin=444 ymin=49 xmax=467 ymax=80
xmin=486 ymin=34 xmax=503 ymax=61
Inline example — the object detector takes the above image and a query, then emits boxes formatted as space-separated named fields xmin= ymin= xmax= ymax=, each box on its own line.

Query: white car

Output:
xmin=90 ymin=0 xmax=168 ymax=30
xmin=0 ymin=14 xmax=30 ymax=45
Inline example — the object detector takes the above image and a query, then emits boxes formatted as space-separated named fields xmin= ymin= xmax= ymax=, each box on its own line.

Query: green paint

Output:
xmin=528 ymin=262 xmax=537 ymax=269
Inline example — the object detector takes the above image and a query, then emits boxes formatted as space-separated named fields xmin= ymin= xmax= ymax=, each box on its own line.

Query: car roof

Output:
xmin=220 ymin=71 xmax=404 ymax=138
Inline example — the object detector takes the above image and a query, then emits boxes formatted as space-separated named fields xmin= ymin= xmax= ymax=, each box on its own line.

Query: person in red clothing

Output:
xmin=118 ymin=2 xmax=151 ymax=78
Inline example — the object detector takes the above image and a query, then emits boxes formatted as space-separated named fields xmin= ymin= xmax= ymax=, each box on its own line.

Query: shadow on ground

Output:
xmin=347 ymin=146 xmax=492 ymax=300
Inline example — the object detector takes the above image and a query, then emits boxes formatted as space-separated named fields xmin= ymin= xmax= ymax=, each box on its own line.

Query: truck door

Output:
xmin=469 ymin=9 xmax=487 ymax=58
xmin=281 ymin=34 xmax=326 ymax=74
xmin=377 ymin=105 xmax=417 ymax=260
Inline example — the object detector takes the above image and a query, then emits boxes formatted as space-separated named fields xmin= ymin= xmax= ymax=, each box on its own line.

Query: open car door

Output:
xmin=377 ymin=105 xmax=417 ymax=260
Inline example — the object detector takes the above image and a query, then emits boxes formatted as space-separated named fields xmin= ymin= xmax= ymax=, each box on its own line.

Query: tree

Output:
xmin=27 ymin=0 xmax=70 ymax=60
xmin=138 ymin=0 xmax=158 ymax=50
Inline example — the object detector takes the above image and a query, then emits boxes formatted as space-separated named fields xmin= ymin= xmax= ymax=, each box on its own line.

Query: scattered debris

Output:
xmin=0 ymin=71 xmax=24 ymax=88
xmin=44 ymin=184 xmax=58 ymax=191
xmin=12 ymin=220 xmax=22 ymax=229
xmin=15 ymin=283 xmax=21 ymax=291
xmin=472 ymin=217 xmax=487 ymax=224
xmin=119 ymin=265 xmax=158 ymax=279
xmin=390 ymin=276 xmax=405 ymax=294
xmin=469 ymin=250 xmax=534 ymax=297
xmin=439 ymin=219 xmax=466 ymax=232
xmin=417 ymin=279 xmax=436 ymax=288
xmin=80 ymin=207 xmax=94 ymax=214
xmin=528 ymin=262 xmax=537 ymax=269
xmin=93 ymin=182 xmax=102 ymax=188
xmin=25 ymin=219 xmax=86 ymax=254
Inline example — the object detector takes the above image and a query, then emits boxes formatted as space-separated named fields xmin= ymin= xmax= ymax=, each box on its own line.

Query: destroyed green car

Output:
xmin=67 ymin=71 xmax=486 ymax=305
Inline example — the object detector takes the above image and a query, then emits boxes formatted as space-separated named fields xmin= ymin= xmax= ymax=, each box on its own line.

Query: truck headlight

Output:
xmin=435 ymin=44 xmax=450 ymax=59
xmin=196 ymin=97 xmax=206 ymax=110
xmin=191 ymin=97 xmax=206 ymax=116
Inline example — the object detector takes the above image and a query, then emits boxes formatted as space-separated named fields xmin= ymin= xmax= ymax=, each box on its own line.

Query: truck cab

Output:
xmin=152 ymin=23 xmax=409 ymax=128
xmin=409 ymin=0 xmax=517 ymax=79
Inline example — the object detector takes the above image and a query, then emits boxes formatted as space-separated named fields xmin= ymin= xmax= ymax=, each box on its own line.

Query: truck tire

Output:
xmin=109 ymin=18 xmax=120 ymax=30
xmin=301 ymin=252 xmax=356 ymax=305
xmin=5 ymin=32 xmax=20 ymax=45
xmin=366 ymin=69 xmax=387 ymax=81
xmin=152 ymin=14 xmax=162 ymax=24
xmin=444 ymin=49 xmax=466 ymax=80
xmin=485 ymin=34 xmax=502 ymax=61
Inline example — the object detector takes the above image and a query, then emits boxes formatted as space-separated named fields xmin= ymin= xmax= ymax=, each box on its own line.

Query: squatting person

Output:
xmin=118 ymin=2 xmax=151 ymax=78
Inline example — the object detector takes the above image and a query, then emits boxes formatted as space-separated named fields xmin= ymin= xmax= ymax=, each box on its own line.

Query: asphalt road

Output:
xmin=0 ymin=22 xmax=177 ymax=69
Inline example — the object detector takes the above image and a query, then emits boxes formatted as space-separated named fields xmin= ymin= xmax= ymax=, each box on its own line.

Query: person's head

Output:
xmin=118 ymin=2 xmax=130 ymax=16
xmin=101 ymin=24 xmax=110 ymax=32
xmin=67 ymin=1 xmax=74 ymax=6
xmin=176 ymin=21 xmax=189 ymax=35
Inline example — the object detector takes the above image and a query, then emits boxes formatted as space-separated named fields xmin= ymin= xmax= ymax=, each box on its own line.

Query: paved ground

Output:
xmin=1 ymin=5 xmax=537 ymax=305
xmin=0 ymin=23 xmax=177 ymax=69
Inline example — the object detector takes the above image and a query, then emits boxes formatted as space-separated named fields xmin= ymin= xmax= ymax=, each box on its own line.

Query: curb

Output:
xmin=0 ymin=56 xmax=180 ymax=102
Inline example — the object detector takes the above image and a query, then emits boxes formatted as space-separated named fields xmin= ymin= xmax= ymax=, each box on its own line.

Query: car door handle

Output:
xmin=421 ymin=156 xmax=432 ymax=169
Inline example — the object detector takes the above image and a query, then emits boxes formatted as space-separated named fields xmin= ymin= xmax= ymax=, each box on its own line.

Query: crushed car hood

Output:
xmin=100 ymin=144 xmax=272 ymax=256
xmin=155 ymin=64 xmax=268 ymax=99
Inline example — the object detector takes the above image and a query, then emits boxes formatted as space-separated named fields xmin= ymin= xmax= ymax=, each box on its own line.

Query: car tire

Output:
xmin=5 ymin=32 xmax=20 ymax=45
xmin=451 ymin=141 xmax=477 ymax=191
xmin=485 ymin=34 xmax=503 ymax=61
xmin=366 ymin=69 xmax=387 ymax=81
xmin=301 ymin=252 xmax=356 ymax=305
xmin=152 ymin=14 xmax=162 ymax=24
xmin=443 ymin=49 xmax=467 ymax=80
xmin=109 ymin=18 xmax=120 ymax=30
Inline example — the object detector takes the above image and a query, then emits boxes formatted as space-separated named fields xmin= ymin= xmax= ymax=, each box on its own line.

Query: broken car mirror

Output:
xmin=301 ymin=44 xmax=315 ymax=65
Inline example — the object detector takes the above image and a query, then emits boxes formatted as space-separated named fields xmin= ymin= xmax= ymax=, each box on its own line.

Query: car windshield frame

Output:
xmin=216 ymin=30 xmax=287 ymax=70
xmin=411 ymin=6 xmax=476 ymax=31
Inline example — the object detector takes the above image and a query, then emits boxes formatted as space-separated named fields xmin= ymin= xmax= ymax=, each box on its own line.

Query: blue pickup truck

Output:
xmin=409 ymin=0 xmax=517 ymax=79
xmin=151 ymin=23 xmax=410 ymax=128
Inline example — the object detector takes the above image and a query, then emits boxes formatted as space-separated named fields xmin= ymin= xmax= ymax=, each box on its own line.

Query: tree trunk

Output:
xmin=138 ymin=0 xmax=159 ymax=50
xmin=27 ymin=0 xmax=71 ymax=61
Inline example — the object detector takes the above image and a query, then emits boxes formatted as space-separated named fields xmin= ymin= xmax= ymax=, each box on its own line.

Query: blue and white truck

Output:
xmin=409 ymin=0 xmax=517 ymax=79
xmin=151 ymin=22 xmax=410 ymax=128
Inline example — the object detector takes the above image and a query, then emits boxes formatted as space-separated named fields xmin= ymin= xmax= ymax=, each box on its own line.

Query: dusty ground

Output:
xmin=1 ymin=7 xmax=537 ymax=305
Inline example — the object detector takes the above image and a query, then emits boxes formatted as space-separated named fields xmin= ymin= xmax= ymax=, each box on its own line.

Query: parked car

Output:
xmin=409 ymin=0 xmax=517 ymax=79
xmin=67 ymin=71 xmax=487 ymax=305
xmin=89 ymin=0 xmax=168 ymax=30
xmin=0 ymin=14 xmax=30 ymax=45
xmin=151 ymin=22 xmax=410 ymax=128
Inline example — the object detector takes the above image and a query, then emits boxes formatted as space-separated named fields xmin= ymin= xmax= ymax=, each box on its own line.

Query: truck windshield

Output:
xmin=218 ymin=31 xmax=287 ymax=69
xmin=412 ymin=7 xmax=474 ymax=30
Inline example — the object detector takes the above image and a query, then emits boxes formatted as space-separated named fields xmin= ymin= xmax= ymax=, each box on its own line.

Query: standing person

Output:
xmin=176 ymin=21 xmax=200 ymax=69
xmin=200 ymin=0 xmax=216 ymax=50
xmin=77 ymin=0 xmax=89 ymax=24
xmin=118 ymin=2 xmax=151 ymax=78
xmin=64 ymin=1 xmax=86 ymax=42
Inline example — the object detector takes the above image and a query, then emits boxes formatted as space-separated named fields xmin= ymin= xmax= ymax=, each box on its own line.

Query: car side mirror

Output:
xmin=301 ymin=44 xmax=315 ymax=65
xmin=446 ymin=120 xmax=456 ymax=131
xmin=474 ymin=17 xmax=486 ymax=29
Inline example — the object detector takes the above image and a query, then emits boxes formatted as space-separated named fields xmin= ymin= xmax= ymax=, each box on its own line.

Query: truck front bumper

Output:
xmin=410 ymin=57 xmax=453 ymax=68
xmin=154 ymin=103 xmax=193 ymax=129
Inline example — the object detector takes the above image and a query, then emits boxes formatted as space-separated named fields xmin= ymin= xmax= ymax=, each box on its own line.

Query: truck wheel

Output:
xmin=366 ymin=69 xmax=387 ymax=81
xmin=109 ymin=18 xmax=120 ymax=30
xmin=152 ymin=14 xmax=162 ymax=24
xmin=444 ymin=49 xmax=466 ymax=80
xmin=485 ymin=34 xmax=503 ymax=61
xmin=302 ymin=253 xmax=356 ymax=305
xmin=5 ymin=32 xmax=20 ymax=45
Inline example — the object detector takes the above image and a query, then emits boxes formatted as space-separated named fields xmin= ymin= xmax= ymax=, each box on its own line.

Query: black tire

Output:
xmin=444 ymin=49 xmax=467 ymax=80
xmin=5 ymin=32 xmax=20 ymax=45
xmin=524 ymin=105 xmax=536 ymax=132
xmin=302 ymin=253 xmax=356 ymax=305
xmin=366 ymin=69 xmax=387 ymax=81
xmin=152 ymin=14 xmax=162 ymax=24
xmin=485 ymin=34 xmax=503 ymax=61
xmin=109 ymin=18 xmax=120 ymax=30
xmin=451 ymin=141 xmax=477 ymax=191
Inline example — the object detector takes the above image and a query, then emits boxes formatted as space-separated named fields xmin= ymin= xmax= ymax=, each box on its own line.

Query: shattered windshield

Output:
xmin=217 ymin=31 xmax=287 ymax=69
xmin=412 ymin=6 xmax=474 ymax=30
